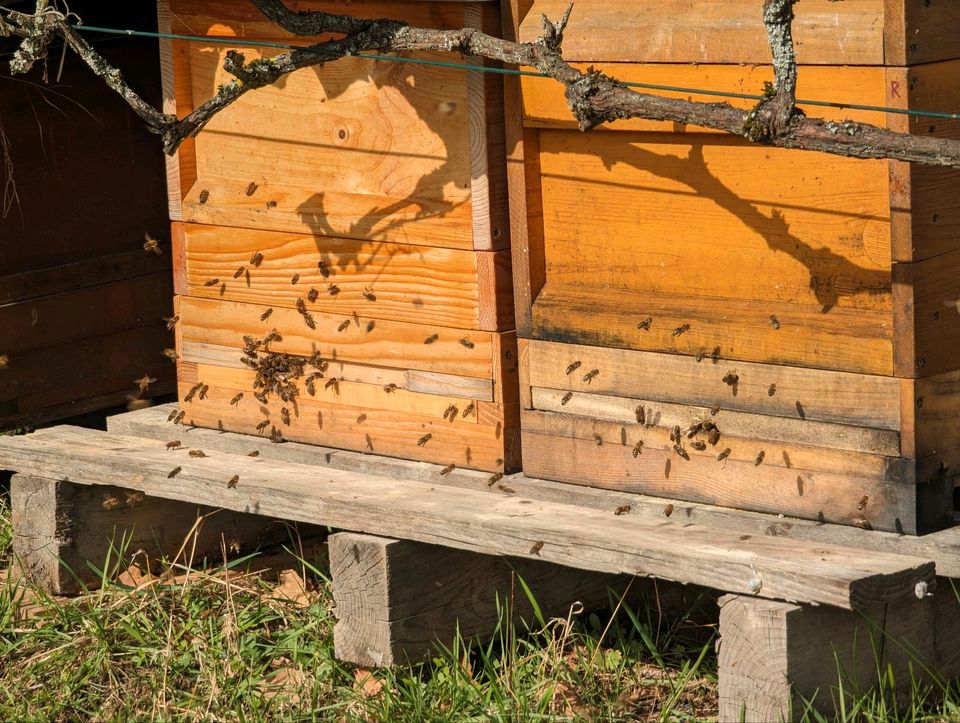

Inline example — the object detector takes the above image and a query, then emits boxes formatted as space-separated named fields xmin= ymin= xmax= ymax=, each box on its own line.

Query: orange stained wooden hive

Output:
xmin=508 ymin=0 xmax=960 ymax=533
xmin=160 ymin=0 xmax=519 ymax=473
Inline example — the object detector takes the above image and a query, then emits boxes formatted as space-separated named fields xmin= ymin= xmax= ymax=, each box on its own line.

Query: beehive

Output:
xmin=160 ymin=0 xmax=519 ymax=472
xmin=511 ymin=0 xmax=960 ymax=533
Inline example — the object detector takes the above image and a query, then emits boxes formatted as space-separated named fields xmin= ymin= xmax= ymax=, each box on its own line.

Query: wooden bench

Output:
xmin=3 ymin=403 xmax=960 ymax=720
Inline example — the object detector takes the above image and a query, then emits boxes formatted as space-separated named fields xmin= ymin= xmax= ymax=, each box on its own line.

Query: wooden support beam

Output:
xmin=718 ymin=588 xmax=960 ymax=722
xmin=9 ymin=474 xmax=292 ymax=594
xmin=329 ymin=532 xmax=637 ymax=666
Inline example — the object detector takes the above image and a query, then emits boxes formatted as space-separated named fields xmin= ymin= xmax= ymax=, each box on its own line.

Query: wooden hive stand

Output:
xmin=159 ymin=0 xmax=519 ymax=474
xmin=5 ymin=403 xmax=960 ymax=720
xmin=508 ymin=0 xmax=960 ymax=534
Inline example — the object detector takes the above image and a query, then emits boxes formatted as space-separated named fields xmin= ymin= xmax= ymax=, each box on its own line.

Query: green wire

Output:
xmin=73 ymin=23 xmax=960 ymax=121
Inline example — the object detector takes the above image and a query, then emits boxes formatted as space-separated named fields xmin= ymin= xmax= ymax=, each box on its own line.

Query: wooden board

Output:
xmin=161 ymin=0 xmax=507 ymax=250
xmin=0 ymin=425 xmax=936 ymax=610
xmin=518 ymin=0 xmax=960 ymax=65
xmin=176 ymin=222 xmax=513 ymax=330
xmin=105 ymin=403 xmax=960 ymax=577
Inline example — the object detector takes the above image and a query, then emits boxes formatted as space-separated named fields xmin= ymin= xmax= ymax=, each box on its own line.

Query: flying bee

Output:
xmin=280 ymin=407 xmax=291 ymax=426
xmin=857 ymin=495 xmax=869 ymax=511
xmin=769 ymin=315 xmax=781 ymax=330
xmin=260 ymin=308 xmax=274 ymax=322
xmin=162 ymin=348 xmax=179 ymax=361
xmin=291 ymin=273 xmax=300 ymax=285
xmin=717 ymin=448 xmax=731 ymax=461
xmin=362 ymin=287 xmax=376 ymax=301
xmin=673 ymin=444 xmax=690 ymax=460
xmin=722 ymin=371 xmax=739 ymax=386
xmin=0 ymin=354 xmax=10 ymax=370
xmin=164 ymin=315 xmax=180 ymax=330
xmin=134 ymin=375 xmax=157 ymax=394
xmin=461 ymin=402 xmax=475 ymax=418
xmin=632 ymin=441 xmax=644 ymax=457
xmin=328 ymin=284 xmax=340 ymax=296
xmin=125 ymin=491 xmax=144 ymax=506
xmin=337 ymin=319 xmax=351 ymax=332
xmin=250 ymin=251 xmax=264 ymax=267
xmin=710 ymin=405 xmax=721 ymax=416
xmin=324 ymin=377 xmax=338 ymax=391
xmin=199 ymin=189 xmax=210 ymax=204
xmin=255 ymin=420 xmax=269 ymax=432
xmin=672 ymin=323 xmax=690 ymax=337
xmin=417 ymin=433 xmax=432 ymax=446
xmin=499 ymin=484 xmax=516 ymax=494
xmin=754 ymin=450 xmax=765 ymax=466
xmin=593 ymin=434 xmax=603 ymax=446
xmin=768 ymin=383 xmax=777 ymax=397
xmin=561 ymin=392 xmax=573 ymax=405
xmin=143 ymin=232 xmax=162 ymax=255
xmin=637 ymin=317 xmax=652 ymax=331
xmin=166 ymin=440 xmax=182 ymax=450
xmin=615 ymin=505 xmax=631 ymax=516
xmin=230 ymin=392 xmax=244 ymax=406
xmin=248 ymin=450 xmax=259 ymax=457
xmin=487 ymin=472 xmax=503 ymax=487
xmin=227 ymin=475 xmax=239 ymax=489
xmin=582 ymin=369 xmax=599 ymax=383
xmin=168 ymin=466 xmax=182 ymax=478
xmin=663 ymin=504 xmax=674 ymax=517
xmin=424 ymin=333 xmax=439 ymax=344
xmin=691 ymin=440 xmax=707 ymax=451
xmin=566 ymin=360 xmax=582 ymax=375
xmin=440 ymin=463 xmax=456 ymax=476
xmin=708 ymin=428 xmax=721 ymax=446
xmin=529 ymin=541 xmax=544 ymax=556
xmin=189 ymin=449 xmax=207 ymax=458
xmin=203 ymin=278 xmax=220 ymax=287
xmin=307 ymin=287 xmax=319 ymax=303
xmin=383 ymin=383 xmax=398 ymax=393
xmin=233 ymin=266 xmax=245 ymax=279
xmin=443 ymin=404 xmax=458 ymax=421
xmin=459 ymin=337 xmax=475 ymax=349
xmin=317 ymin=260 xmax=330 ymax=278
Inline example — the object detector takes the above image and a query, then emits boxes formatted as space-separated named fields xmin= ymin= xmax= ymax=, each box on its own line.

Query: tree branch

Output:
xmin=4 ymin=1 xmax=960 ymax=170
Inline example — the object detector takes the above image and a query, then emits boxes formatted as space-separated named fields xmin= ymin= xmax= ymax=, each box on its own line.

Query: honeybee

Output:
xmin=328 ymin=284 xmax=340 ymax=296
xmin=673 ymin=444 xmax=690 ymax=460
xmin=461 ymin=402 xmax=475 ymax=418
xmin=260 ymin=308 xmax=274 ymax=322
xmin=168 ymin=466 xmax=182 ymax=478
xmin=695 ymin=350 xmax=705 ymax=363
xmin=280 ymin=407 xmax=291 ymax=426
xmin=710 ymin=405 xmax=721 ymax=416
xmin=250 ymin=251 xmax=264 ymax=267
xmin=383 ymin=383 xmax=398 ymax=393
xmin=166 ymin=440 xmax=182 ymax=450
xmin=227 ymin=475 xmax=239 ymax=488
xmin=134 ymin=375 xmax=157 ymax=393
xmin=417 ymin=433 xmax=432 ymax=446
xmin=203 ymin=278 xmax=220 ymax=287
xmin=686 ymin=422 xmax=702 ymax=438
xmin=443 ymin=404 xmax=458 ymax=421
xmin=560 ymin=392 xmax=573 ymax=405
xmin=852 ymin=517 xmax=872 ymax=531
xmin=324 ymin=377 xmax=338 ymax=391
xmin=459 ymin=337 xmax=475 ymax=349
xmin=233 ymin=266 xmax=245 ymax=279
xmin=529 ymin=541 xmax=544 ymax=556
xmin=173 ymin=411 xmax=185 ymax=425
xmin=754 ymin=450 xmax=765 ymax=466
xmin=263 ymin=330 xmax=282 ymax=344
xmin=691 ymin=440 xmax=707 ymax=451
xmin=254 ymin=391 xmax=268 ymax=404
xmin=230 ymin=392 xmax=244 ymax=406
xmin=796 ymin=476 xmax=804 ymax=496
xmin=615 ymin=505 xmax=631 ymax=516
xmin=291 ymin=273 xmax=300 ymax=285
xmin=245 ymin=181 xmax=258 ymax=196
xmin=189 ymin=449 xmax=207 ymax=458
xmin=769 ymin=315 xmax=781 ymax=330
xmin=672 ymin=323 xmax=690 ymax=337
xmin=143 ymin=232 xmax=162 ymax=255
xmin=582 ymin=369 xmax=599 ymax=383
xmin=663 ymin=504 xmax=674 ymax=517
xmin=768 ymin=383 xmax=777 ymax=397
xmin=247 ymin=450 xmax=260 ymax=457
xmin=722 ymin=371 xmax=739 ymax=386
xmin=0 ymin=354 xmax=9 ymax=371
xmin=337 ymin=319 xmax=351 ymax=332
xmin=637 ymin=317 xmax=652 ymax=331
xmin=795 ymin=401 xmax=806 ymax=420
xmin=708 ymin=428 xmax=721 ymax=446
xmin=296 ymin=298 xmax=307 ymax=315
xmin=670 ymin=425 xmax=681 ymax=443
xmin=125 ymin=491 xmax=144 ymax=506
xmin=632 ymin=441 xmax=643 ymax=457
xmin=197 ymin=384 xmax=208 ymax=400
xmin=487 ymin=472 xmax=503 ymax=487
xmin=858 ymin=495 xmax=869 ymax=511
xmin=440 ymin=463 xmax=456 ymax=476
xmin=565 ymin=360 xmax=582 ymax=375
xmin=162 ymin=348 xmax=179 ymax=361
xmin=424 ymin=333 xmax=439 ymax=344
xmin=717 ymin=448 xmax=731 ymax=461
xmin=302 ymin=312 xmax=316 ymax=330
xmin=593 ymin=434 xmax=603 ymax=446
xmin=255 ymin=420 xmax=269 ymax=432
xmin=305 ymin=377 xmax=317 ymax=396
xmin=362 ymin=287 xmax=376 ymax=301
xmin=198 ymin=189 xmax=210 ymax=204
xmin=307 ymin=287 xmax=319 ymax=303
xmin=270 ymin=426 xmax=284 ymax=443
xmin=317 ymin=260 xmax=330 ymax=278
xmin=184 ymin=383 xmax=202 ymax=403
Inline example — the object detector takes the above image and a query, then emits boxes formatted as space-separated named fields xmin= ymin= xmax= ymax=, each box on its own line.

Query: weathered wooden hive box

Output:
xmin=161 ymin=0 xmax=518 ymax=472
xmin=0 ymin=5 xmax=172 ymax=430
xmin=513 ymin=0 xmax=960 ymax=533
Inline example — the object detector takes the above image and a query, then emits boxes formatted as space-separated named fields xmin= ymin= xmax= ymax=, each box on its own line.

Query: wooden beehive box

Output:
xmin=0 ymin=4 xmax=173 ymax=430
xmin=511 ymin=0 xmax=960 ymax=533
xmin=160 ymin=0 xmax=519 ymax=472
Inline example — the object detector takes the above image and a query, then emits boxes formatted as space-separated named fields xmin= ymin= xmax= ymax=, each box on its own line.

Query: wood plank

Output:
xmin=330 ymin=531 xmax=634 ymax=666
xmin=525 ymin=340 xmax=901 ymax=430
xmin=532 ymin=283 xmax=893 ymax=377
xmin=520 ymin=411 xmax=916 ymax=533
xmin=105 ymin=404 xmax=960 ymax=577
xmin=536 ymin=130 xmax=892 ymax=315
xmin=522 ymin=64 xmax=890 ymax=132
xmin=519 ymin=0 xmax=888 ymax=65
xmin=178 ymin=341 xmax=495 ymax=401
xmin=177 ymin=295 xmax=496 ymax=378
xmin=0 ymin=425 xmax=936 ymax=609
xmin=896 ymin=1 xmax=960 ymax=65
xmin=0 ymin=272 xmax=172 ymax=355
xmin=178 ymin=222 xmax=509 ymax=330
xmin=530 ymin=387 xmax=900 ymax=457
